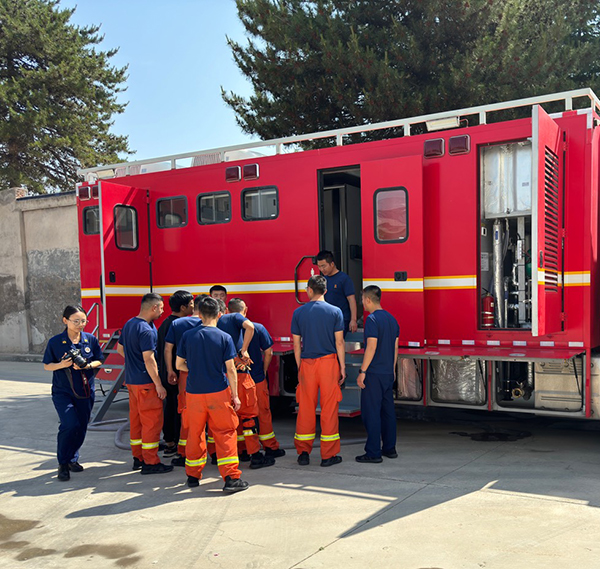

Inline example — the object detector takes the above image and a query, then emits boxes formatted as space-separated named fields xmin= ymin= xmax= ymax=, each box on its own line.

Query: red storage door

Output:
xmin=531 ymin=105 xmax=564 ymax=337
xmin=361 ymin=155 xmax=425 ymax=347
xmin=99 ymin=181 xmax=152 ymax=330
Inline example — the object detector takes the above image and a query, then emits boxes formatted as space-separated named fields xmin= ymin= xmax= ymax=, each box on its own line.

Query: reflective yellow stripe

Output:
xmin=130 ymin=439 xmax=142 ymax=446
xmin=294 ymin=433 xmax=316 ymax=441
xmin=185 ymin=457 xmax=207 ymax=467
xmin=178 ymin=439 xmax=187 ymax=446
xmin=259 ymin=432 xmax=275 ymax=441
xmin=243 ymin=430 xmax=255 ymax=437
xmin=236 ymin=435 xmax=245 ymax=442
xmin=320 ymin=433 xmax=340 ymax=442
xmin=217 ymin=456 xmax=239 ymax=466
xmin=142 ymin=441 xmax=160 ymax=449
xmin=207 ymin=436 xmax=215 ymax=443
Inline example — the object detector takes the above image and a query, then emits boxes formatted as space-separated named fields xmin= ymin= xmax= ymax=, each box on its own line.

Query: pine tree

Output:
xmin=0 ymin=0 xmax=130 ymax=193
xmin=222 ymin=0 xmax=600 ymax=142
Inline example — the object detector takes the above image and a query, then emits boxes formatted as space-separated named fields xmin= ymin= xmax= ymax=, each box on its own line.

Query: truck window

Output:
xmin=114 ymin=205 xmax=138 ymax=250
xmin=83 ymin=206 xmax=100 ymax=235
xmin=242 ymin=186 xmax=278 ymax=221
xmin=157 ymin=196 xmax=187 ymax=228
xmin=198 ymin=192 xmax=231 ymax=224
xmin=374 ymin=187 xmax=408 ymax=243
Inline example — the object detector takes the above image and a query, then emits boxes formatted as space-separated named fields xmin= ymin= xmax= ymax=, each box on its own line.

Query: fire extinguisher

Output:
xmin=482 ymin=293 xmax=495 ymax=328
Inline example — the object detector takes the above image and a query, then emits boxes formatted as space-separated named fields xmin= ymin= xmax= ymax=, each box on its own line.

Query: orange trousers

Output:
xmin=128 ymin=384 xmax=163 ymax=465
xmin=236 ymin=372 xmax=260 ymax=455
xmin=256 ymin=379 xmax=280 ymax=450
xmin=294 ymin=353 xmax=342 ymax=459
xmin=177 ymin=371 xmax=188 ymax=456
xmin=185 ymin=388 xmax=241 ymax=481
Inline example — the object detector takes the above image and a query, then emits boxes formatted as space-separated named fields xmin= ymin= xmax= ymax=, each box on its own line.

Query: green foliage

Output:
xmin=223 ymin=0 xmax=600 ymax=142
xmin=0 ymin=0 xmax=130 ymax=193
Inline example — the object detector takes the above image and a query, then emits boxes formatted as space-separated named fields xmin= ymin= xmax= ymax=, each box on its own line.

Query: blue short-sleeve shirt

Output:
xmin=43 ymin=330 xmax=104 ymax=396
xmin=119 ymin=317 xmax=158 ymax=385
xmin=217 ymin=312 xmax=247 ymax=351
xmin=246 ymin=322 xmax=274 ymax=383
xmin=178 ymin=326 xmax=237 ymax=394
xmin=324 ymin=271 xmax=355 ymax=323
xmin=291 ymin=301 xmax=344 ymax=359
xmin=364 ymin=309 xmax=400 ymax=375
xmin=165 ymin=316 xmax=203 ymax=346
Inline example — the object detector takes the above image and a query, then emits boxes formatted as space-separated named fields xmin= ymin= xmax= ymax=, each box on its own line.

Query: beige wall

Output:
xmin=0 ymin=188 xmax=80 ymax=354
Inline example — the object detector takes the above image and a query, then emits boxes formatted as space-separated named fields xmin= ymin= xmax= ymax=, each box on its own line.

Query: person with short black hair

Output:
xmin=355 ymin=286 xmax=400 ymax=463
xmin=176 ymin=297 xmax=249 ymax=492
xmin=157 ymin=290 xmax=194 ymax=457
xmin=292 ymin=275 xmax=346 ymax=467
xmin=316 ymin=250 xmax=358 ymax=335
xmin=210 ymin=285 xmax=228 ymax=302
xmin=117 ymin=293 xmax=174 ymax=475
xmin=43 ymin=305 xmax=104 ymax=481
xmin=217 ymin=298 xmax=255 ymax=361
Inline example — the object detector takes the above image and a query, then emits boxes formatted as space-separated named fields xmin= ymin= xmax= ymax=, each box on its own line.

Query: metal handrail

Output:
xmin=78 ymin=88 xmax=600 ymax=182
xmin=85 ymin=302 xmax=100 ymax=339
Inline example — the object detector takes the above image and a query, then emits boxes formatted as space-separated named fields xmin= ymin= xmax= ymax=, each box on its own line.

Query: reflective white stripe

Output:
xmin=259 ymin=432 xmax=275 ymax=441
xmin=569 ymin=341 xmax=584 ymax=348
xmin=217 ymin=456 xmax=239 ymax=465
xmin=320 ymin=433 xmax=340 ymax=442
xmin=141 ymin=442 xmax=159 ymax=449
xmin=185 ymin=457 xmax=207 ymax=467
xmin=294 ymin=433 xmax=316 ymax=441
xmin=540 ymin=341 xmax=555 ymax=347
xmin=424 ymin=276 xmax=477 ymax=290
xmin=363 ymin=279 xmax=423 ymax=292
xmin=243 ymin=430 xmax=255 ymax=437
xmin=104 ymin=281 xmax=298 ymax=297
xmin=563 ymin=272 xmax=591 ymax=286
xmin=178 ymin=439 xmax=187 ymax=446
xmin=487 ymin=340 xmax=500 ymax=346
xmin=207 ymin=436 xmax=215 ymax=443
xmin=462 ymin=340 xmax=475 ymax=346
xmin=438 ymin=339 xmax=451 ymax=345
xmin=236 ymin=435 xmax=245 ymax=442
xmin=130 ymin=439 xmax=142 ymax=446
xmin=81 ymin=288 xmax=101 ymax=298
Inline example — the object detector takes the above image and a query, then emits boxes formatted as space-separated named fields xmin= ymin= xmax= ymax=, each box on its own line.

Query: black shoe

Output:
xmin=265 ymin=447 xmax=286 ymax=458
xmin=132 ymin=458 xmax=145 ymax=471
xmin=239 ymin=450 xmax=251 ymax=462
xmin=140 ymin=462 xmax=174 ymax=475
xmin=171 ymin=455 xmax=186 ymax=467
xmin=223 ymin=476 xmax=249 ymax=493
xmin=249 ymin=452 xmax=276 ymax=470
xmin=68 ymin=461 xmax=84 ymax=472
xmin=187 ymin=475 xmax=200 ymax=488
xmin=382 ymin=449 xmax=398 ymax=459
xmin=297 ymin=451 xmax=310 ymax=466
xmin=355 ymin=454 xmax=383 ymax=464
xmin=57 ymin=464 xmax=70 ymax=481
xmin=163 ymin=444 xmax=178 ymax=457
xmin=320 ymin=456 xmax=343 ymax=467
xmin=211 ymin=453 xmax=217 ymax=465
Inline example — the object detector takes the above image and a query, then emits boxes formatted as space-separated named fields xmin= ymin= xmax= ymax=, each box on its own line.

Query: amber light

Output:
xmin=225 ymin=166 xmax=241 ymax=182
xmin=424 ymin=138 xmax=444 ymax=158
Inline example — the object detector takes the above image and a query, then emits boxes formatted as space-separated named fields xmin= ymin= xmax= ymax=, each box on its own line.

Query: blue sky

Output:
xmin=61 ymin=0 xmax=256 ymax=163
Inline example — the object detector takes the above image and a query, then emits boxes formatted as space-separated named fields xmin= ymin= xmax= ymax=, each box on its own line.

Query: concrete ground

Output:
xmin=1 ymin=361 xmax=600 ymax=569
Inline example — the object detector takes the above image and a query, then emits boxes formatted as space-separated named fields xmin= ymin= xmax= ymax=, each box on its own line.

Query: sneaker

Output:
xmin=187 ymin=475 xmax=200 ymax=488
xmin=140 ymin=462 xmax=174 ymax=475
xmin=158 ymin=441 xmax=169 ymax=451
xmin=171 ymin=455 xmax=186 ymax=467
xmin=132 ymin=457 xmax=144 ymax=471
xmin=163 ymin=444 xmax=178 ymax=457
xmin=239 ymin=450 xmax=251 ymax=462
xmin=211 ymin=453 xmax=217 ymax=465
xmin=249 ymin=452 xmax=276 ymax=470
xmin=265 ymin=447 xmax=286 ymax=458
xmin=223 ymin=475 xmax=249 ymax=493
xmin=355 ymin=454 xmax=383 ymax=464
xmin=297 ymin=451 xmax=310 ymax=466
xmin=382 ymin=449 xmax=398 ymax=459
xmin=57 ymin=464 xmax=70 ymax=481
xmin=320 ymin=456 xmax=342 ymax=467
xmin=68 ymin=461 xmax=84 ymax=472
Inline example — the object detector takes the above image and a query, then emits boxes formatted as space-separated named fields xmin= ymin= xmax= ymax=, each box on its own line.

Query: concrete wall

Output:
xmin=0 ymin=188 xmax=80 ymax=355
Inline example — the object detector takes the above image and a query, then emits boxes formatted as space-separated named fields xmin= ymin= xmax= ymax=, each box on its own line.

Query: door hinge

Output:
xmin=560 ymin=312 xmax=566 ymax=322
xmin=147 ymin=255 xmax=152 ymax=263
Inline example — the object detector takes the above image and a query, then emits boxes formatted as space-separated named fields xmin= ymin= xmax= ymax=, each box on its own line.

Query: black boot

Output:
xmin=57 ymin=464 xmax=70 ymax=481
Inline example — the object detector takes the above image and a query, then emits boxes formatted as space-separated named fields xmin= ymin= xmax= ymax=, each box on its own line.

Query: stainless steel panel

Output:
xmin=533 ymin=359 xmax=583 ymax=411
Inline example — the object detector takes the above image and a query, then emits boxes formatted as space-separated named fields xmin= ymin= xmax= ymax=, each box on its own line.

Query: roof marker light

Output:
xmin=426 ymin=116 xmax=460 ymax=132
xmin=243 ymin=163 xmax=259 ymax=181
xmin=449 ymin=135 xmax=471 ymax=155
xmin=225 ymin=166 xmax=241 ymax=182
xmin=424 ymin=138 xmax=444 ymax=158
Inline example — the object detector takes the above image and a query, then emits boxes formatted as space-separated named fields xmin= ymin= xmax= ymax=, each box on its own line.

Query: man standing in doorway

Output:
xmin=316 ymin=250 xmax=358 ymax=335
xmin=355 ymin=285 xmax=400 ymax=463
xmin=117 ymin=293 xmax=174 ymax=475
xmin=292 ymin=275 xmax=346 ymax=467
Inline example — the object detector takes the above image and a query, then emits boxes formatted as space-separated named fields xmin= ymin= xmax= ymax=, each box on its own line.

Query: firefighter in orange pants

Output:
xmin=217 ymin=298 xmax=275 ymax=469
xmin=291 ymin=275 xmax=346 ymax=467
xmin=117 ymin=293 xmax=174 ymax=475
xmin=164 ymin=296 xmax=204 ymax=466
xmin=176 ymin=297 xmax=249 ymax=492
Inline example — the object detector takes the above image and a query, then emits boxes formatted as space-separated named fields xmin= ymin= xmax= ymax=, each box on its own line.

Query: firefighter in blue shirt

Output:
xmin=43 ymin=305 xmax=104 ymax=481
xmin=355 ymin=285 xmax=400 ymax=463
xmin=316 ymin=250 xmax=358 ymax=335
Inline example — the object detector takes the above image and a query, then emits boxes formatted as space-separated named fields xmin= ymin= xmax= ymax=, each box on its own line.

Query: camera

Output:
xmin=62 ymin=348 xmax=88 ymax=369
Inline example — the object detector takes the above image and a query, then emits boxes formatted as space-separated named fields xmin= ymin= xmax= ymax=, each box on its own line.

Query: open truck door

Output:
xmin=361 ymin=155 xmax=425 ymax=347
xmin=531 ymin=105 xmax=564 ymax=337
xmin=99 ymin=181 xmax=152 ymax=330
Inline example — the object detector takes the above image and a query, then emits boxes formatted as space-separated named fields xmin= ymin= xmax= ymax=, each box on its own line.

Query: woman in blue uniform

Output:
xmin=43 ymin=305 xmax=103 ymax=481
